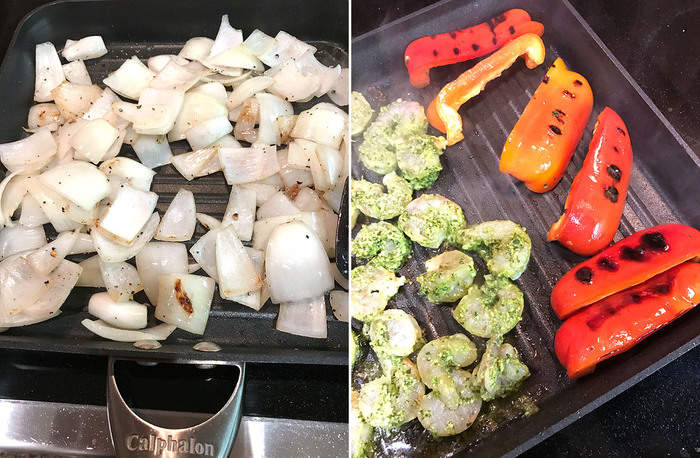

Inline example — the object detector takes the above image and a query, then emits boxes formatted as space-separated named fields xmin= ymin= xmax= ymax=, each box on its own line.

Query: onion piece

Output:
xmin=52 ymin=82 xmax=103 ymax=120
xmin=169 ymin=92 xmax=228 ymax=141
xmin=92 ymin=212 xmax=159 ymax=262
xmin=147 ymin=54 xmax=189 ymax=72
xmin=256 ymin=93 xmax=293 ymax=145
xmin=293 ymin=187 xmax=329 ymax=212
xmin=316 ymin=209 xmax=338 ymax=258
xmin=331 ymin=262 xmax=348 ymax=290
xmin=315 ymin=145 xmax=344 ymax=191
xmin=328 ymin=68 xmax=349 ymax=106
xmin=132 ymin=134 xmax=173 ymax=169
xmin=155 ymin=188 xmax=196 ymax=242
xmin=275 ymin=114 xmax=297 ymax=144
xmin=291 ymin=102 xmax=347 ymax=149
xmin=81 ymin=88 xmax=117 ymax=122
xmin=0 ymin=255 xmax=50 ymax=313
xmin=70 ymin=119 xmax=119 ymax=164
xmin=82 ymin=319 xmax=176 ymax=342
xmin=69 ymin=232 xmax=95 ymax=255
xmin=0 ymin=171 xmax=19 ymax=227
xmin=322 ymin=180 xmax=345 ymax=213
xmin=219 ymin=144 xmax=280 ymax=185
xmin=189 ymin=227 xmax=220 ymax=281
xmin=257 ymin=191 xmax=300 ymax=219
xmin=0 ymin=173 xmax=29 ymax=225
xmin=329 ymin=290 xmax=348 ymax=322
xmin=39 ymin=160 xmax=109 ymax=211
xmin=28 ymin=103 xmax=63 ymax=131
xmin=54 ymin=117 xmax=86 ymax=161
xmin=155 ymin=273 xmax=215 ymax=335
xmin=26 ymin=230 xmax=77 ymax=274
xmin=241 ymin=183 xmax=278 ymax=206
xmin=208 ymin=134 xmax=241 ymax=148
xmin=185 ymin=116 xmax=233 ymax=150
xmin=179 ymin=37 xmax=214 ymax=61
xmin=0 ymin=128 xmax=56 ymax=174
xmin=226 ymin=76 xmax=273 ymax=110
xmin=76 ymin=255 xmax=104 ymax=287
xmin=19 ymin=194 xmax=50 ymax=228
xmin=222 ymin=185 xmax=256 ymax=241
xmin=265 ymin=221 xmax=333 ymax=303
xmin=266 ymin=59 xmax=320 ymax=102
xmin=88 ymin=292 xmax=147 ymax=329
xmin=295 ymin=51 xmax=341 ymax=97
xmin=259 ymin=31 xmax=316 ymax=68
xmin=103 ymin=56 xmax=155 ymax=100
xmin=276 ymin=296 xmax=327 ymax=339
xmin=99 ymin=157 xmax=156 ymax=199
xmin=188 ymin=263 xmax=201 ymax=274
xmin=98 ymin=185 xmax=158 ymax=245
xmin=170 ymin=147 xmax=219 ymax=181
xmin=189 ymin=82 xmax=228 ymax=105
xmin=196 ymin=213 xmax=221 ymax=231
xmin=62 ymin=60 xmax=91 ymax=85
xmin=227 ymin=247 xmax=265 ymax=310
xmin=252 ymin=212 xmax=325 ymax=251
xmin=26 ymin=178 xmax=80 ymax=232
xmin=242 ymin=30 xmax=276 ymax=58
xmin=135 ymin=242 xmax=188 ymax=305
xmin=150 ymin=60 xmax=202 ymax=92
xmin=99 ymin=258 xmax=143 ymax=302
xmin=286 ymin=138 xmax=317 ymax=169
xmin=205 ymin=45 xmax=263 ymax=73
xmin=115 ymin=88 xmax=185 ymax=135
xmin=201 ymin=71 xmax=250 ymax=86
xmin=233 ymin=98 xmax=259 ymax=143
xmin=216 ymin=225 xmax=261 ymax=298
xmin=0 ymin=225 xmax=46 ymax=260
xmin=62 ymin=36 xmax=107 ymax=61
xmin=34 ymin=42 xmax=65 ymax=102
xmin=208 ymin=15 xmax=243 ymax=58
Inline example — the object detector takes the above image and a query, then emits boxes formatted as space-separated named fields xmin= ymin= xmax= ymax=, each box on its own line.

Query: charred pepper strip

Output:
xmin=555 ymin=262 xmax=700 ymax=379
xmin=426 ymin=34 xmax=545 ymax=146
xmin=404 ymin=9 xmax=544 ymax=88
xmin=548 ymin=107 xmax=633 ymax=255
xmin=551 ymin=224 xmax=700 ymax=319
xmin=500 ymin=58 xmax=593 ymax=192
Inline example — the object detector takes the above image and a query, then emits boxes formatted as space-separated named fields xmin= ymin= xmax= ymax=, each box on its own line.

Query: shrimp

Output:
xmin=417 ymin=250 xmax=476 ymax=303
xmin=351 ymin=390 xmax=374 ymax=458
xmin=368 ymin=308 xmax=425 ymax=357
xmin=351 ymin=172 xmax=412 ymax=220
xmin=352 ymin=221 xmax=412 ymax=271
xmin=458 ymin=220 xmax=531 ymax=280
xmin=351 ymin=264 xmax=406 ymax=322
xmin=351 ymin=91 xmax=374 ymax=137
xmin=358 ymin=358 xmax=425 ymax=428
xmin=417 ymin=370 xmax=482 ymax=437
xmin=398 ymin=194 xmax=467 ymax=249
xmin=396 ymin=133 xmax=447 ymax=190
xmin=453 ymin=274 xmax=524 ymax=338
xmin=416 ymin=334 xmax=478 ymax=409
xmin=351 ymin=329 xmax=361 ymax=366
xmin=473 ymin=337 xmax=530 ymax=401
xmin=359 ymin=99 xmax=427 ymax=175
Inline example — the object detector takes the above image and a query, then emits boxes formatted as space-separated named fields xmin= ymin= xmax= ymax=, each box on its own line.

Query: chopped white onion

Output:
xmin=276 ymin=295 xmax=327 ymax=338
xmin=252 ymin=212 xmax=324 ymax=251
xmin=256 ymin=93 xmax=293 ymax=145
xmin=69 ymin=231 xmax=95 ymax=254
xmin=28 ymin=103 xmax=62 ymax=131
xmin=99 ymin=258 xmax=143 ymax=302
xmin=293 ymin=187 xmax=329 ymax=212
xmin=76 ymin=255 xmax=104 ymax=287
xmin=19 ymin=194 xmax=49 ymax=228
xmin=219 ymin=144 xmax=280 ymax=185
xmin=226 ymin=76 xmax=273 ymax=110
xmin=62 ymin=60 xmax=91 ymax=85
xmin=291 ymin=102 xmax=347 ymax=149
xmin=275 ymin=114 xmax=297 ymax=144
xmin=116 ymin=88 xmax=185 ymax=135
xmin=201 ymin=71 xmax=250 ymax=86
xmin=216 ymin=224 xmax=261 ymax=298
xmin=150 ymin=60 xmax=202 ymax=92
xmin=265 ymin=221 xmax=333 ymax=303
xmin=170 ymin=147 xmax=219 ymax=181
xmin=52 ymin=82 xmax=102 ymax=120
xmin=99 ymin=157 xmax=156 ymax=199
xmin=185 ymin=116 xmax=233 ymax=150
xmin=315 ymin=145 xmax=344 ymax=191
xmin=88 ymin=292 xmax=147 ymax=329
xmin=260 ymin=31 xmax=316 ymax=67
xmin=189 ymin=227 xmax=219 ymax=281
xmin=155 ymin=188 xmax=196 ymax=242
xmin=328 ymin=68 xmax=349 ymax=106
xmin=135 ymin=242 xmax=188 ymax=305
xmin=0 ymin=225 xmax=46 ymax=260
xmin=329 ymin=290 xmax=348 ymax=322
xmin=0 ymin=173 xmax=29 ymax=225
xmin=70 ymin=119 xmax=119 ymax=164
xmin=155 ymin=273 xmax=215 ymax=334
xmin=179 ymin=37 xmax=214 ymax=61
xmin=0 ymin=128 xmax=56 ymax=173
xmin=39 ymin=160 xmax=110 ymax=211
xmin=242 ymin=30 xmax=276 ymax=58
xmin=196 ymin=213 xmax=221 ymax=230
xmin=82 ymin=88 xmax=119 ymax=121
xmin=98 ymin=185 xmax=158 ymax=245
xmin=295 ymin=50 xmax=341 ymax=97
xmin=266 ymin=59 xmax=320 ymax=102
xmin=227 ymin=246 xmax=265 ymax=310
xmin=189 ymin=82 xmax=228 ymax=105
xmin=322 ymin=180 xmax=345 ymax=213
xmin=92 ymin=212 xmax=159 ymax=262
xmin=208 ymin=15 xmax=243 ymax=58
xmin=26 ymin=178 xmax=81 ymax=232
xmin=132 ymin=134 xmax=173 ymax=169
xmin=82 ymin=319 xmax=176 ymax=342
xmin=147 ymin=54 xmax=189 ymax=72
xmin=26 ymin=230 xmax=77 ymax=274
xmin=169 ymin=92 xmax=228 ymax=141
xmin=54 ymin=117 xmax=86 ymax=162
xmin=222 ymin=185 xmax=256 ymax=241
xmin=256 ymin=191 xmax=300 ymax=219
xmin=34 ymin=42 xmax=65 ymax=102
xmin=188 ymin=263 xmax=201 ymax=274
xmin=62 ymin=36 xmax=107 ymax=61
xmin=331 ymin=262 xmax=348 ymax=290
xmin=241 ymin=183 xmax=278 ymax=206
xmin=103 ymin=56 xmax=155 ymax=100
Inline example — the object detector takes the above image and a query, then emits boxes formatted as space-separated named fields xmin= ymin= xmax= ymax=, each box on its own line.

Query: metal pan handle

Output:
xmin=106 ymin=357 xmax=245 ymax=458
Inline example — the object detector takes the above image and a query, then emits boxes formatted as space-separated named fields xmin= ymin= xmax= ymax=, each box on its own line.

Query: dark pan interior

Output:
xmin=0 ymin=0 xmax=348 ymax=365
xmin=351 ymin=0 xmax=699 ymax=455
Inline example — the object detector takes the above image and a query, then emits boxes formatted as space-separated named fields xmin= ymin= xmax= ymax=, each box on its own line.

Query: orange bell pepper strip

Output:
xmin=555 ymin=262 xmax=700 ymax=379
xmin=548 ymin=107 xmax=633 ymax=255
xmin=426 ymin=33 xmax=545 ymax=146
xmin=550 ymin=224 xmax=700 ymax=319
xmin=499 ymin=58 xmax=593 ymax=192
xmin=404 ymin=9 xmax=544 ymax=88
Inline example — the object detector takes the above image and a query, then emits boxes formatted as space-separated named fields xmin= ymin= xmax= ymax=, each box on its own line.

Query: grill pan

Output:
xmin=0 ymin=0 xmax=348 ymax=365
xmin=351 ymin=0 xmax=699 ymax=456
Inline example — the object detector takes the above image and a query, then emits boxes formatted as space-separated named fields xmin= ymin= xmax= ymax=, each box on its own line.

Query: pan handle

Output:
xmin=106 ymin=357 xmax=245 ymax=458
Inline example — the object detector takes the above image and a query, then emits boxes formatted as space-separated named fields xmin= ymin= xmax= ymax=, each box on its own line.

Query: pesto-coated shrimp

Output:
xmin=351 ymin=330 xmax=361 ymax=366
xmin=417 ymin=250 xmax=476 ymax=303
xmin=417 ymin=370 xmax=482 ymax=437
xmin=458 ymin=220 xmax=531 ymax=280
xmin=351 ymin=264 xmax=406 ymax=322
xmin=351 ymin=91 xmax=374 ymax=137
xmin=396 ymin=134 xmax=446 ymax=190
xmin=358 ymin=358 xmax=425 ymax=428
xmin=398 ymin=194 xmax=467 ymax=249
xmin=351 ymin=172 xmax=412 ymax=220
xmin=368 ymin=309 xmax=425 ymax=357
xmin=473 ymin=337 xmax=530 ymax=401
xmin=453 ymin=275 xmax=524 ymax=338
xmin=416 ymin=334 xmax=478 ymax=409
xmin=352 ymin=221 xmax=411 ymax=271
xmin=350 ymin=390 xmax=374 ymax=458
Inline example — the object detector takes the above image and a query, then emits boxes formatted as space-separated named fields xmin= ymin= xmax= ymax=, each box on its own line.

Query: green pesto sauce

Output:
xmin=397 ymin=194 xmax=467 ymax=249
xmin=473 ymin=337 xmax=530 ymax=402
xmin=352 ymin=221 xmax=411 ymax=271
xmin=351 ymin=91 xmax=374 ymax=137
xmin=458 ymin=220 xmax=531 ymax=280
xmin=351 ymin=172 xmax=412 ymax=220
xmin=417 ymin=251 xmax=476 ymax=303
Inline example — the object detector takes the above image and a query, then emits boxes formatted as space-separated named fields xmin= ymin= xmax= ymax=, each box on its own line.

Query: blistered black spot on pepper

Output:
xmin=641 ymin=232 xmax=669 ymax=251
xmin=509 ymin=25 xmax=515 ymax=34
xmin=575 ymin=267 xmax=593 ymax=284
xmin=449 ymin=31 xmax=457 ymax=39
xmin=613 ymin=146 xmax=619 ymax=153
xmin=552 ymin=109 xmax=566 ymax=123
xmin=543 ymin=75 xmax=550 ymax=84
xmin=607 ymin=164 xmax=621 ymax=181
xmin=492 ymin=37 xmax=498 ymax=45
xmin=617 ymin=127 xmax=626 ymax=136
xmin=472 ymin=43 xmax=479 ymax=51
xmin=621 ymin=245 xmax=645 ymax=261
xmin=604 ymin=186 xmax=619 ymax=202
xmin=631 ymin=294 xmax=642 ymax=303
xmin=433 ymin=49 xmax=438 ymax=56
xmin=654 ymin=284 xmax=671 ymax=294
xmin=453 ymin=48 xmax=460 ymax=55
xmin=574 ymin=80 xmax=583 ymax=86
xmin=549 ymin=125 xmax=562 ymax=135
xmin=597 ymin=257 xmax=619 ymax=271
xmin=563 ymin=90 xmax=576 ymax=99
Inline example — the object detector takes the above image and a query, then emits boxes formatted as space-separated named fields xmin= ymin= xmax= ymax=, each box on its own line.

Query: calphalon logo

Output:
xmin=126 ymin=434 xmax=215 ymax=456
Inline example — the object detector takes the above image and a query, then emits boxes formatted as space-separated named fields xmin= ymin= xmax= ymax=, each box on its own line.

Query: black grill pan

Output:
xmin=0 ymin=0 xmax=348 ymax=366
xmin=351 ymin=0 xmax=700 ymax=455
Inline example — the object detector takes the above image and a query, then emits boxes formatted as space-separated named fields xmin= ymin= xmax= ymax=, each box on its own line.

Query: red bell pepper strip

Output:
xmin=551 ymin=224 xmax=700 ymax=319
xmin=426 ymin=33 xmax=546 ymax=146
xmin=499 ymin=58 xmax=593 ymax=192
xmin=404 ymin=9 xmax=544 ymax=88
xmin=555 ymin=262 xmax=700 ymax=379
xmin=548 ymin=107 xmax=633 ymax=255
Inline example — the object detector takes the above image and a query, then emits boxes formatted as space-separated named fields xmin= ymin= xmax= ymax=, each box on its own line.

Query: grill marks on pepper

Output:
xmin=549 ymin=125 xmax=562 ymax=135
xmin=641 ymin=232 xmax=669 ymax=251
xmin=471 ymin=44 xmax=479 ymax=51
xmin=621 ymin=245 xmax=645 ymax=261
xmin=509 ymin=25 xmax=516 ymax=34
xmin=606 ymin=164 xmax=621 ymax=181
xmin=563 ymin=89 xmax=575 ymax=99
xmin=575 ymin=267 xmax=593 ymax=284
xmin=597 ymin=257 xmax=618 ymax=271
xmin=552 ymin=109 xmax=566 ymax=124
xmin=542 ymin=75 xmax=550 ymax=84
xmin=453 ymin=48 xmax=460 ymax=55
xmin=616 ymin=127 xmax=626 ymax=136
xmin=604 ymin=186 xmax=619 ymax=203
xmin=174 ymin=279 xmax=194 ymax=314
xmin=586 ymin=281 xmax=673 ymax=330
